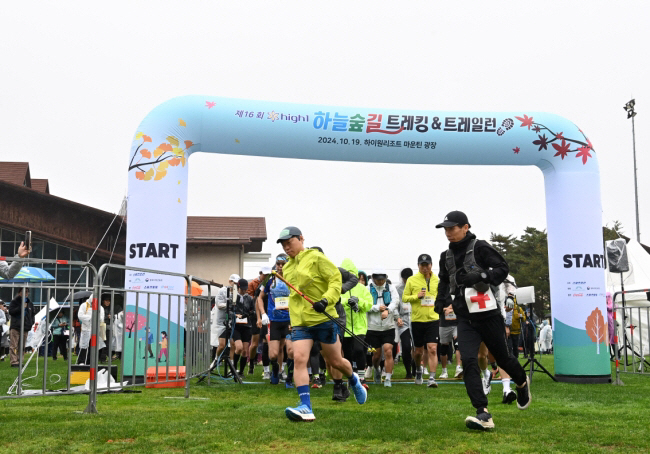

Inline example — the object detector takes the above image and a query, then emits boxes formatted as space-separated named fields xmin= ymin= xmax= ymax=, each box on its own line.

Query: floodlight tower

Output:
xmin=624 ymin=99 xmax=640 ymax=242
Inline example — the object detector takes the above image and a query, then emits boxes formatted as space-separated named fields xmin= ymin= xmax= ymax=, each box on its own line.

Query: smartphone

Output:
xmin=25 ymin=231 xmax=32 ymax=251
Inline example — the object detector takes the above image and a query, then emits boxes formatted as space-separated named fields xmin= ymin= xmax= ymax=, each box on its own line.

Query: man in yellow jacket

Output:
xmin=278 ymin=226 xmax=367 ymax=422
xmin=402 ymin=253 xmax=440 ymax=388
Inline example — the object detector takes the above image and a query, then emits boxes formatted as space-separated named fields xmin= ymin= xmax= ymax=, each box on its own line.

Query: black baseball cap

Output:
xmin=435 ymin=210 xmax=471 ymax=229
xmin=277 ymin=226 xmax=302 ymax=243
xmin=237 ymin=278 xmax=249 ymax=291
xmin=418 ymin=254 xmax=433 ymax=265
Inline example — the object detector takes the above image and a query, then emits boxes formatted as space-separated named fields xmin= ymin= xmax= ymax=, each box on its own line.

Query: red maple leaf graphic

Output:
xmin=513 ymin=147 xmax=520 ymax=154
xmin=205 ymin=101 xmax=216 ymax=109
xmin=576 ymin=146 xmax=592 ymax=164
xmin=515 ymin=114 xmax=534 ymax=130
xmin=552 ymin=139 xmax=571 ymax=159
xmin=555 ymin=132 xmax=564 ymax=139
xmin=586 ymin=138 xmax=594 ymax=150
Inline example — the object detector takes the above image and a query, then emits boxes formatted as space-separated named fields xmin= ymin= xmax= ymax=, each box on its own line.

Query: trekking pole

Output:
xmin=271 ymin=271 xmax=375 ymax=352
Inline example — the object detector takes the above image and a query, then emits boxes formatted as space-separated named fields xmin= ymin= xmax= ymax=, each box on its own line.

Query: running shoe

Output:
xmin=415 ymin=370 xmax=423 ymax=385
xmin=360 ymin=379 xmax=369 ymax=390
xmin=384 ymin=378 xmax=392 ymax=388
xmin=454 ymin=365 xmax=464 ymax=379
xmin=349 ymin=373 xmax=367 ymax=404
xmin=285 ymin=380 xmax=294 ymax=389
xmin=427 ymin=377 xmax=438 ymax=388
xmin=285 ymin=404 xmax=315 ymax=422
xmin=341 ymin=384 xmax=350 ymax=400
xmin=248 ymin=364 xmax=255 ymax=375
xmin=516 ymin=376 xmax=531 ymax=410
xmin=465 ymin=412 xmax=494 ymax=431
xmin=311 ymin=378 xmax=323 ymax=389
xmin=439 ymin=369 xmax=448 ymax=379
xmin=423 ymin=367 xmax=429 ymax=376
xmin=263 ymin=370 xmax=271 ymax=380
xmin=270 ymin=373 xmax=279 ymax=385
xmin=374 ymin=368 xmax=382 ymax=384
xmin=482 ymin=369 xmax=492 ymax=396
xmin=502 ymin=390 xmax=517 ymax=404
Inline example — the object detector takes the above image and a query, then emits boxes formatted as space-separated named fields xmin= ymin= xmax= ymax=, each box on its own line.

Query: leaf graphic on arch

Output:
xmin=142 ymin=135 xmax=152 ymax=143
xmin=167 ymin=136 xmax=180 ymax=147
xmin=143 ymin=168 xmax=154 ymax=181
xmin=140 ymin=149 xmax=151 ymax=159
xmin=184 ymin=140 xmax=193 ymax=149
xmin=154 ymin=169 xmax=167 ymax=181
xmin=157 ymin=161 xmax=169 ymax=171
xmin=169 ymin=157 xmax=181 ymax=166
xmin=172 ymin=147 xmax=184 ymax=156
xmin=179 ymin=118 xmax=186 ymax=127
xmin=135 ymin=171 xmax=145 ymax=180
xmin=586 ymin=307 xmax=606 ymax=354
xmin=181 ymin=156 xmax=186 ymax=167
xmin=135 ymin=132 xmax=144 ymax=140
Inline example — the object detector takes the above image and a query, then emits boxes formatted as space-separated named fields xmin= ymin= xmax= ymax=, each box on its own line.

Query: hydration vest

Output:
xmin=445 ymin=239 xmax=500 ymax=302
xmin=370 ymin=284 xmax=392 ymax=306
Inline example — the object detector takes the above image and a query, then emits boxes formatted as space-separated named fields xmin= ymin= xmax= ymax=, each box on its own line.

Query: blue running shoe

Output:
xmin=349 ymin=373 xmax=367 ymax=405
xmin=285 ymin=404 xmax=315 ymax=421
xmin=270 ymin=373 xmax=279 ymax=385
xmin=285 ymin=380 xmax=294 ymax=389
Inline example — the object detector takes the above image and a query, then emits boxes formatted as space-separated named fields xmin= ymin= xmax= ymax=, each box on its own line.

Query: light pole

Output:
xmin=624 ymin=99 xmax=640 ymax=242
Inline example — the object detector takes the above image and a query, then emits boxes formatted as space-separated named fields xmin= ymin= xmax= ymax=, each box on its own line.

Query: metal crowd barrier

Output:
xmin=85 ymin=263 xmax=214 ymax=413
xmin=0 ymin=258 xmax=215 ymax=414
xmin=613 ymin=289 xmax=650 ymax=376
xmin=0 ymin=257 xmax=97 ymax=399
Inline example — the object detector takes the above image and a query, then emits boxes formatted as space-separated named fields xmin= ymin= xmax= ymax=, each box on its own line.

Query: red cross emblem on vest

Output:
xmin=470 ymin=292 xmax=490 ymax=309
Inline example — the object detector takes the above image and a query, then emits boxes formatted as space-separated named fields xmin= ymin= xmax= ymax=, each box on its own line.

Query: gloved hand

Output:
xmin=504 ymin=296 xmax=515 ymax=310
xmin=461 ymin=271 xmax=487 ymax=287
xmin=348 ymin=296 xmax=360 ymax=312
xmin=313 ymin=299 xmax=328 ymax=313
xmin=261 ymin=313 xmax=270 ymax=325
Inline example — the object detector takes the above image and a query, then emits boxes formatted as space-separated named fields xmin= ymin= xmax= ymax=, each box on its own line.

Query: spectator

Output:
xmin=51 ymin=310 xmax=69 ymax=361
xmin=0 ymin=241 xmax=30 ymax=280
xmin=8 ymin=288 xmax=35 ymax=367
xmin=0 ymin=300 xmax=8 ymax=360
xmin=77 ymin=297 xmax=105 ymax=365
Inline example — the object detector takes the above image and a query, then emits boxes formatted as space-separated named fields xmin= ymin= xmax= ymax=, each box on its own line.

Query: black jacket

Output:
xmin=8 ymin=294 xmax=35 ymax=331
xmin=435 ymin=232 xmax=509 ymax=321
xmin=234 ymin=293 xmax=255 ymax=327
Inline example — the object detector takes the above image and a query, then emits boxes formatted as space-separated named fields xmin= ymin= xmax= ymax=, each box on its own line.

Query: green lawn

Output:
xmin=1 ymin=354 xmax=648 ymax=453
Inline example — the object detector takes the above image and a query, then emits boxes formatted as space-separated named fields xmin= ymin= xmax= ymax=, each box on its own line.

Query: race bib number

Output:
xmin=464 ymin=288 xmax=498 ymax=313
xmin=275 ymin=296 xmax=289 ymax=310
xmin=421 ymin=297 xmax=435 ymax=307
xmin=402 ymin=303 xmax=411 ymax=313
xmin=445 ymin=310 xmax=457 ymax=321
xmin=236 ymin=317 xmax=248 ymax=325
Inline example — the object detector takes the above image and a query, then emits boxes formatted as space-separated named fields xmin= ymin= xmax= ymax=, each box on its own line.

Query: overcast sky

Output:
xmin=2 ymin=1 xmax=648 ymax=281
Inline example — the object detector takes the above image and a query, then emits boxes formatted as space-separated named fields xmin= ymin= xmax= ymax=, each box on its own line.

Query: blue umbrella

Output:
xmin=0 ymin=266 xmax=55 ymax=283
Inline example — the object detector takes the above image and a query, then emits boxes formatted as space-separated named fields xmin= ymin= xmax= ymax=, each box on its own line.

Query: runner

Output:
xmin=395 ymin=268 xmax=416 ymax=379
xmin=277 ymin=226 xmax=367 ymax=422
xmin=339 ymin=258 xmax=373 ymax=389
xmin=435 ymin=210 xmax=530 ymax=431
xmin=232 ymin=278 xmax=255 ymax=376
xmin=248 ymin=266 xmax=271 ymax=375
xmin=366 ymin=269 xmax=400 ymax=387
xmin=257 ymin=255 xmax=291 ymax=385
xmin=402 ymin=254 xmax=441 ymax=388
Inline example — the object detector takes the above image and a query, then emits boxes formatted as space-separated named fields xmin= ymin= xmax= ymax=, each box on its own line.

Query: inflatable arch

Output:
xmin=124 ymin=96 xmax=609 ymax=382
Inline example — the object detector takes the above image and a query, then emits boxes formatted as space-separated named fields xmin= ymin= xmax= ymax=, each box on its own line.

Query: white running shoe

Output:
xmin=482 ymin=369 xmax=492 ymax=396
xmin=439 ymin=369 xmax=448 ymax=379
xmin=427 ymin=377 xmax=438 ymax=388
xmin=263 ymin=370 xmax=271 ymax=380
xmin=423 ymin=367 xmax=429 ymax=376
xmin=384 ymin=378 xmax=392 ymax=388
xmin=454 ymin=365 xmax=464 ymax=379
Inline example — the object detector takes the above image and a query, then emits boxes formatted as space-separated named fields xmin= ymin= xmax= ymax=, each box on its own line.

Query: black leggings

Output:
xmin=342 ymin=335 xmax=366 ymax=372
xmin=399 ymin=329 xmax=415 ymax=375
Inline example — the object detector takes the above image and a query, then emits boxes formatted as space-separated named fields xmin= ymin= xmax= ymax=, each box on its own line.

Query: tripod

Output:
xmin=616 ymin=274 xmax=650 ymax=371
xmin=520 ymin=305 xmax=556 ymax=382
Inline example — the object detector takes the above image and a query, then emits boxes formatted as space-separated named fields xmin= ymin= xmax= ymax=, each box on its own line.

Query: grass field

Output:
xmin=1 ymin=354 xmax=649 ymax=453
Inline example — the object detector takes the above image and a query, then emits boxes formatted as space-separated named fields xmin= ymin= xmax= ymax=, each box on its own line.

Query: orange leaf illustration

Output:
xmin=142 ymin=135 xmax=152 ymax=143
xmin=154 ymin=148 xmax=164 ymax=158
xmin=154 ymin=170 xmax=167 ymax=181
xmin=158 ymin=143 xmax=172 ymax=152
xmin=184 ymin=140 xmax=193 ymax=149
xmin=169 ymin=157 xmax=181 ymax=166
xmin=181 ymin=156 xmax=186 ymax=167
xmin=167 ymin=136 xmax=179 ymax=147
xmin=586 ymin=307 xmax=606 ymax=354
xmin=179 ymin=118 xmax=186 ymax=127
xmin=158 ymin=161 xmax=169 ymax=171
xmin=140 ymin=149 xmax=151 ymax=159
xmin=135 ymin=171 xmax=145 ymax=180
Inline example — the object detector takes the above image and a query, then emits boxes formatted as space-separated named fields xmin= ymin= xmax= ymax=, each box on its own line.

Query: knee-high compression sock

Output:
xmin=262 ymin=343 xmax=269 ymax=367
xmin=297 ymin=385 xmax=311 ymax=409
xmin=271 ymin=359 xmax=279 ymax=377
xmin=233 ymin=354 xmax=240 ymax=370
xmin=287 ymin=359 xmax=294 ymax=381
xmin=239 ymin=356 xmax=248 ymax=374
